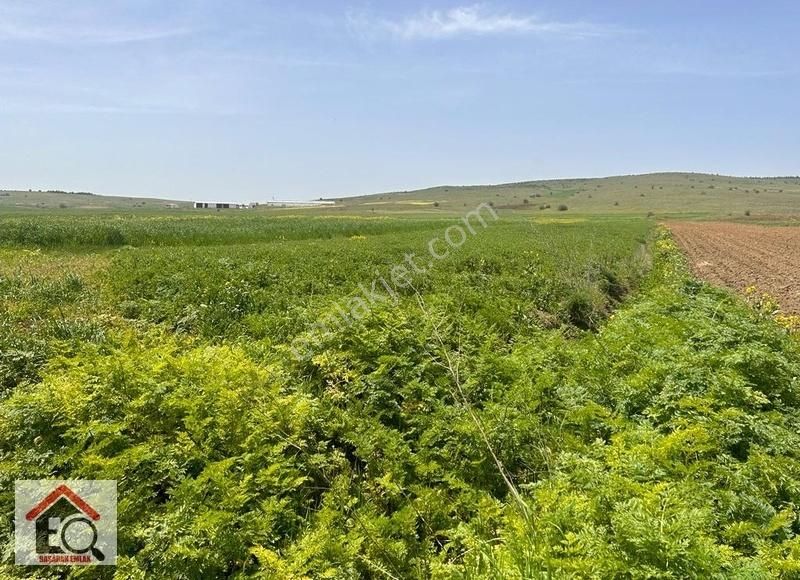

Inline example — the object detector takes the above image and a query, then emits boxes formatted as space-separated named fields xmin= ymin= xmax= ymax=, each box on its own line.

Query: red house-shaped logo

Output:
xmin=25 ymin=484 xmax=104 ymax=561
xmin=25 ymin=484 xmax=101 ymax=522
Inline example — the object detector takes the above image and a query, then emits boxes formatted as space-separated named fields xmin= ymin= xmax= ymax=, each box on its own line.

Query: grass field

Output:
xmin=2 ymin=208 xmax=800 ymax=577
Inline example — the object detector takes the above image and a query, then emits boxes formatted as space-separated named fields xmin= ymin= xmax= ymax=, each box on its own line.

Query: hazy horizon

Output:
xmin=1 ymin=1 xmax=798 ymax=201
xmin=6 ymin=170 xmax=800 ymax=205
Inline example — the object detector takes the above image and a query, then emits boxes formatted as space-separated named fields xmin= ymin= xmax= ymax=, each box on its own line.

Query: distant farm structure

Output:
xmin=194 ymin=201 xmax=250 ymax=209
xmin=193 ymin=200 xmax=336 ymax=209
xmin=194 ymin=201 xmax=252 ymax=209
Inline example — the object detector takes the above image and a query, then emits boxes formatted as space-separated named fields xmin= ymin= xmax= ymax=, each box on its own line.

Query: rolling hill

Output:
xmin=0 ymin=189 xmax=191 ymax=212
xmin=324 ymin=172 xmax=800 ymax=219
xmin=3 ymin=172 xmax=799 ymax=219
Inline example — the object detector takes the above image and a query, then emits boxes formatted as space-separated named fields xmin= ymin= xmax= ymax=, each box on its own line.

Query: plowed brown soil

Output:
xmin=669 ymin=222 xmax=800 ymax=314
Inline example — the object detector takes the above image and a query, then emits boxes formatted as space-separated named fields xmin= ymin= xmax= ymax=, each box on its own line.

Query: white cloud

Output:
xmin=349 ymin=4 xmax=610 ymax=41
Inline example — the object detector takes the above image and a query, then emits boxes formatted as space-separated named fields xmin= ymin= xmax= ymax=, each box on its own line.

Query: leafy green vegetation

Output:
xmin=1 ymin=214 xmax=799 ymax=578
xmin=0 ymin=215 xmax=449 ymax=248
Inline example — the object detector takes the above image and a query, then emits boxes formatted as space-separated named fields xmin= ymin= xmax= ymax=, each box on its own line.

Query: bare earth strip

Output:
xmin=669 ymin=222 xmax=800 ymax=314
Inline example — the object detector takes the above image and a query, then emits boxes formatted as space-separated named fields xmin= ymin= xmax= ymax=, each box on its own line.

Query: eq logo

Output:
xmin=15 ymin=480 xmax=116 ymax=566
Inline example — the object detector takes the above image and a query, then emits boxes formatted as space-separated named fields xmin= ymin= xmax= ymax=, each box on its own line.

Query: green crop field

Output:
xmin=2 ymin=207 xmax=800 ymax=578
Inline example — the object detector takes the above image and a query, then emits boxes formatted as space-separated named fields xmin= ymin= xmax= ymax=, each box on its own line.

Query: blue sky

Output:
xmin=0 ymin=1 xmax=798 ymax=201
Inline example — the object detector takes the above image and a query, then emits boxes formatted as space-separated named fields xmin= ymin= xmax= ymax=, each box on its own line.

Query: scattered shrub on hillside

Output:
xmin=745 ymin=210 xmax=751 ymax=216
xmin=557 ymin=204 xmax=568 ymax=211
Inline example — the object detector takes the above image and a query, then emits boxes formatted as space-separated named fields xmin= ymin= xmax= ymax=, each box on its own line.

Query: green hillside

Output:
xmin=4 ymin=172 xmax=800 ymax=219
xmin=0 ymin=189 xmax=191 ymax=212
xmin=325 ymin=172 xmax=800 ymax=219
